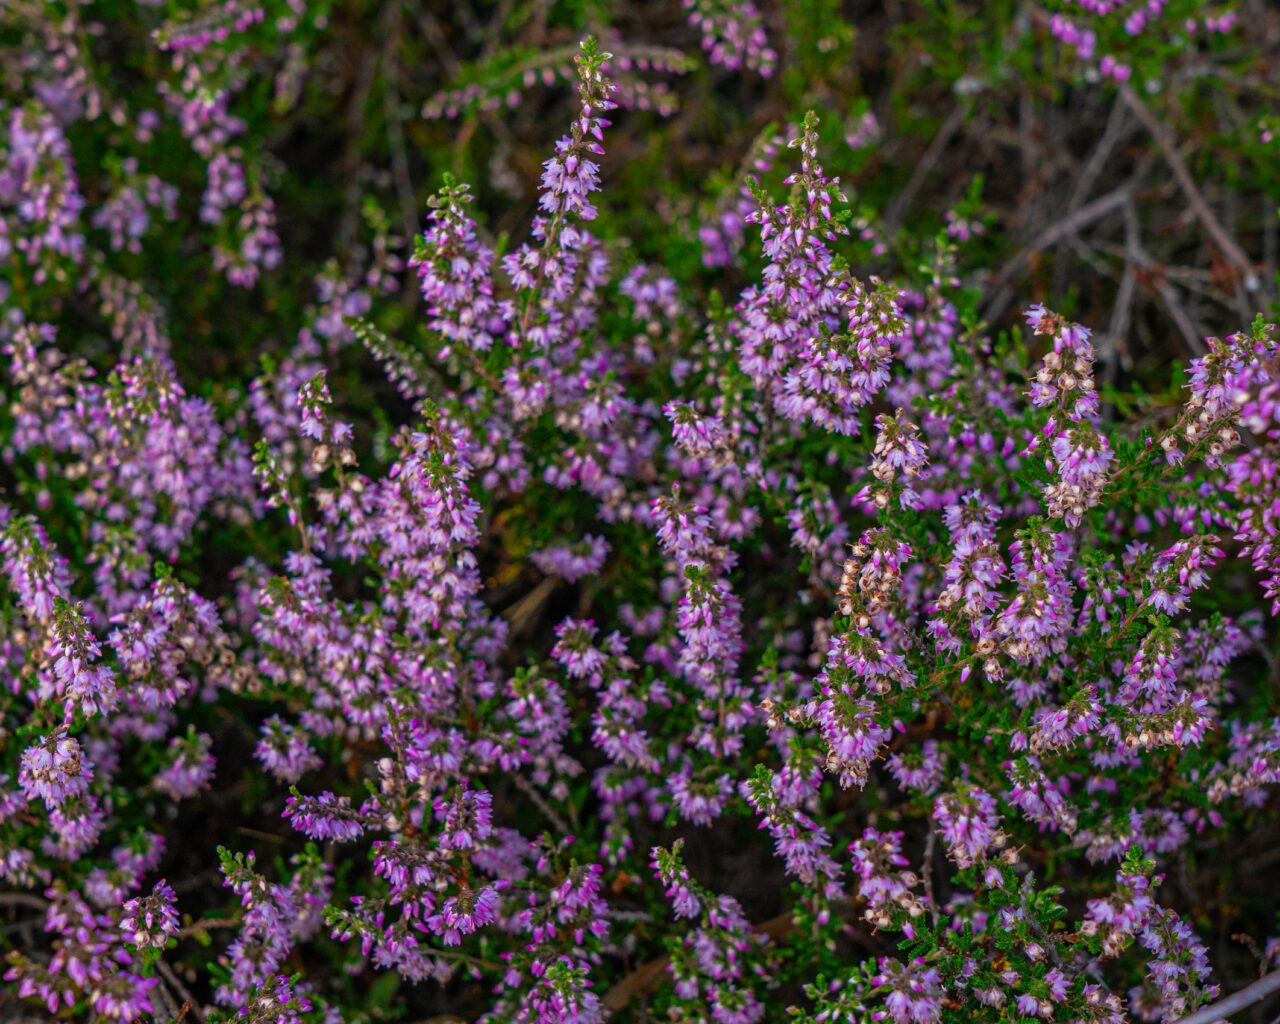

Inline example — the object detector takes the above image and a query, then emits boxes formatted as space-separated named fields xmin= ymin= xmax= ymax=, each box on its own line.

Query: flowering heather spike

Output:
xmin=47 ymin=597 xmax=117 ymax=718
xmin=652 ymin=841 xmax=703 ymax=918
xmin=0 ymin=106 xmax=86 ymax=284
xmin=863 ymin=408 xmax=929 ymax=510
xmin=736 ymin=117 xmax=905 ymax=437
xmin=1006 ymin=756 xmax=1078 ymax=833
xmin=350 ymin=316 xmax=433 ymax=406
xmin=120 ymin=879 xmax=179 ymax=948
xmin=932 ymin=491 xmax=1006 ymax=651
xmin=499 ymin=39 xmax=617 ymax=365
xmin=683 ymin=0 xmax=776 ymax=76
xmin=1081 ymin=855 xmax=1160 ymax=957
xmin=504 ymin=955 xmax=606 ymax=1024
xmin=996 ymin=522 xmax=1074 ymax=669
xmin=665 ymin=400 xmax=730 ymax=460
xmin=887 ymin=740 xmax=944 ymax=795
xmin=283 ymin=790 xmax=368 ymax=843
xmin=19 ymin=732 xmax=92 ymax=808
xmin=652 ymin=489 xmax=753 ymax=768
xmin=154 ymin=730 xmax=216 ymax=799
xmin=1136 ymin=907 xmax=1220 ymax=1019
xmin=412 ymin=175 xmax=500 ymax=358
xmin=531 ymin=534 xmax=609 ymax=582
xmin=934 ymin=785 xmax=1005 ymax=868
xmin=743 ymin=765 xmax=843 ymax=892
xmin=1145 ymin=536 xmax=1222 ymax=615
xmin=1026 ymin=305 xmax=1100 ymax=424
xmin=1 ymin=512 xmax=72 ymax=624
xmin=255 ymin=715 xmax=322 ymax=783
xmin=872 ymin=958 xmax=944 ymax=1024
xmin=850 ymin=828 xmax=928 ymax=928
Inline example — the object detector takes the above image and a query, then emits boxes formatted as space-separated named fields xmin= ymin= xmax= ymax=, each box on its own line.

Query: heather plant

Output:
xmin=3 ymin=1 xmax=1280 ymax=1023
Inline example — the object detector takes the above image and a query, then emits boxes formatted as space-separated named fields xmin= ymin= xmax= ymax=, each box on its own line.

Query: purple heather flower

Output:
xmin=434 ymin=788 xmax=494 ymax=850
xmin=683 ymin=0 xmax=776 ymax=76
xmin=121 ymin=880 xmax=179 ymax=948
xmin=934 ymin=785 xmax=1002 ymax=868
xmin=255 ymin=716 xmax=322 ymax=783
xmin=1082 ymin=866 xmax=1159 ymax=957
xmin=19 ymin=732 xmax=92 ymax=808
xmin=872 ymin=957 xmax=943 ymax=1024
xmin=850 ymin=828 xmax=928 ymax=927
xmin=531 ymin=534 xmax=610 ymax=582
xmin=887 ymin=740 xmax=945 ymax=794
xmin=428 ymin=883 xmax=503 ymax=945
xmin=154 ymin=731 xmax=216 ymax=800
xmin=283 ymin=790 xmax=368 ymax=843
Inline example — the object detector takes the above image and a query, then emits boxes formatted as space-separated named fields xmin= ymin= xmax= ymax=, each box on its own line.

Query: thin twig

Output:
xmin=1119 ymin=83 xmax=1261 ymax=299
xmin=177 ymin=917 xmax=239 ymax=939
xmin=1122 ymin=200 xmax=1205 ymax=355
xmin=0 ymin=892 xmax=48 ymax=913
xmin=982 ymin=182 xmax=1137 ymax=323
xmin=150 ymin=972 xmax=183 ymax=1024
xmin=1100 ymin=255 xmax=1135 ymax=413
xmin=1067 ymin=99 xmax=1131 ymax=213
xmin=922 ymin=830 xmax=939 ymax=926
xmin=1171 ymin=969 xmax=1280 ymax=1024
xmin=156 ymin=958 xmax=205 ymax=1024
xmin=883 ymin=105 xmax=965 ymax=231
xmin=508 ymin=771 xmax=571 ymax=836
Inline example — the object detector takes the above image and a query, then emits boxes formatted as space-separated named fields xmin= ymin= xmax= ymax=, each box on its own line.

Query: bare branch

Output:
xmin=1068 ymin=100 xmax=1132 ymax=213
xmin=1171 ymin=970 xmax=1280 ymax=1024
xmin=1122 ymin=201 xmax=1206 ymax=355
xmin=1119 ymin=83 xmax=1262 ymax=300
xmin=156 ymin=958 xmax=205 ymax=1024
xmin=0 ymin=892 xmax=48 ymax=913
xmin=981 ymin=182 xmax=1137 ymax=323
xmin=884 ymin=104 xmax=966 ymax=231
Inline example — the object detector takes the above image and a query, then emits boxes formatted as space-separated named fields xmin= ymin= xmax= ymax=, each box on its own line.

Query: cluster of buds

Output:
xmin=1043 ymin=427 xmax=1113 ymax=527
xmin=1160 ymin=417 xmax=1242 ymax=464
xmin=298 ymin=371 xmax=357 ymax=475
xmin=1032 ymin=346 xmax=1096 ymax=408
xmin=664 ymin=401 xmax=733 ymax=465
xmin=759 ymin=696 xmax=784 ymax=731
xmin=837 ymin=528 xmax=911 ymax=619
xmin=120 ymin=880 xmax=180 ymax=948
xmin=1027 ymin=686 xmax=1102 ymax=754
xmin=850 ymin=828 xmax=929 ymax=929
xmin=1144 ymin=536 xmax=1223 ymax=616
xmin=975 ymin=634 xmax=1001 ymax=679
xmin=1160 ymin=322 xmax=1276 ymax=465
xmin=934 ymin=785 xmax=1011 ymax=869
xmin=1081 ymin=864 xmax=1160 ymax=958
xmin=1026 ymin=305 xmax=1100 ymax=425
xmin=1119 ymin=693 xmax=1210 ymax=751
xmin=836 ymin=560 xmax=864 ymax=619
xmin=864 ymin=409 xmax=928 ymax=509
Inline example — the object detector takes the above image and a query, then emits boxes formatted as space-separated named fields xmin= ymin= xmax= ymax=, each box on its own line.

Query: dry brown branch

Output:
xmin=884 ymin=104 xmax=966 ymax=231
xmin=1119 ymin=83 xmax=1261 ymax=301
xmin=981 ymin=182 xmax=1138 ymax=323
xmin=1171 ymin=969 xmax=1280 ymax=1024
